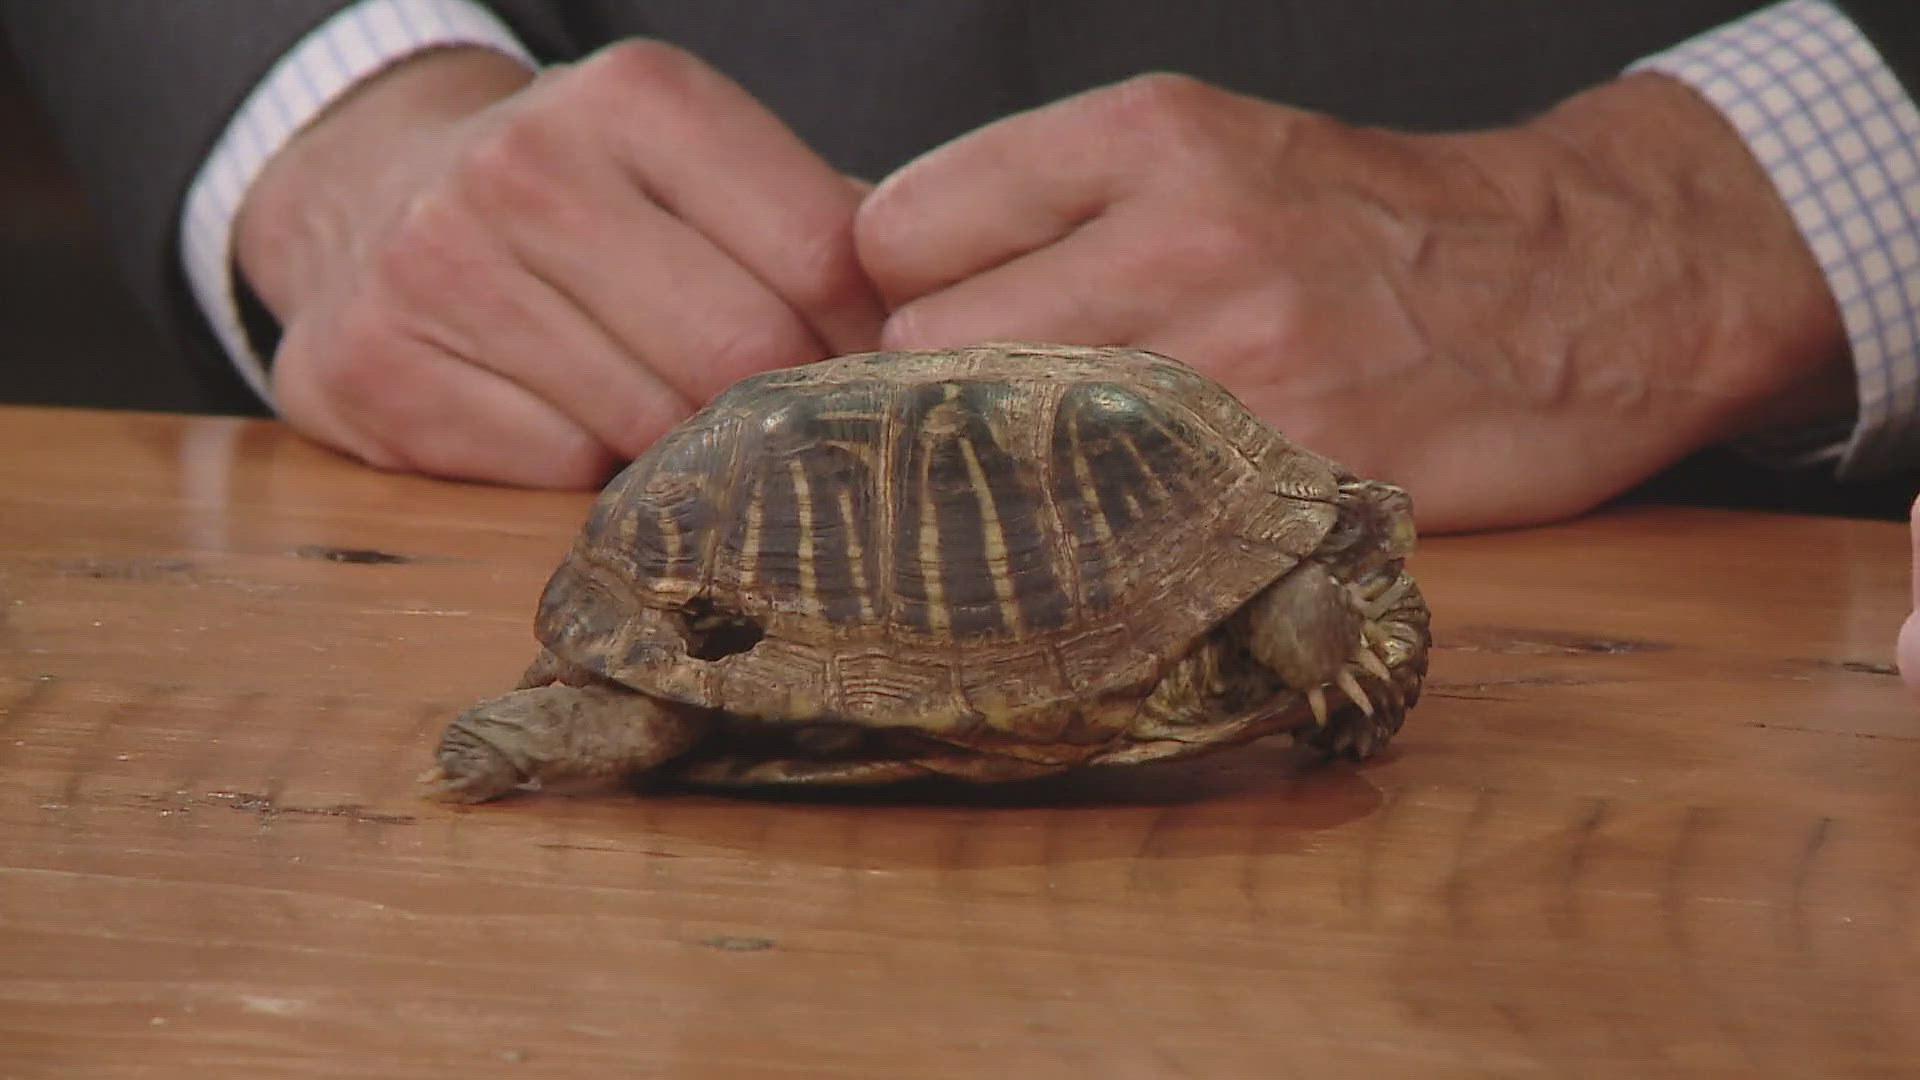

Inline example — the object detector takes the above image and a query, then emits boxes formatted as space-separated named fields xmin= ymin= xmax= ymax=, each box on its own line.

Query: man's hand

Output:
xmin=856 ymin=72 xmax=1852 ymax=532
xmin=237 ymin=42 xmax=883 ymax=487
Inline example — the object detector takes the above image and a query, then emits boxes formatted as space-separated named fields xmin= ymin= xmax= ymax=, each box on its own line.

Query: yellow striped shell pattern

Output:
xmin=534 ymin=344 xmax=1346 ymax=742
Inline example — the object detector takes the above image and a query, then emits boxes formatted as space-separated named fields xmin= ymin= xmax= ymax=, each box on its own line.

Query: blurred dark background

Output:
xmin=0 ymin=38 xmax=201 ymax=413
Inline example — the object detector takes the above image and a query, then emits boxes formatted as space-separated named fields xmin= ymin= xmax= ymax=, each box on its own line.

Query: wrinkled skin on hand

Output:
xmin=856 ymin=72 xmax=1851 ymax=532
xmin=238 ymin=42 xmax=883 ymax=488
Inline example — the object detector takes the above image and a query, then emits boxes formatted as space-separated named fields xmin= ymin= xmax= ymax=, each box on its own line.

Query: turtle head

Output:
xmin=1313 ymin=478 xmax=1416 ymax=580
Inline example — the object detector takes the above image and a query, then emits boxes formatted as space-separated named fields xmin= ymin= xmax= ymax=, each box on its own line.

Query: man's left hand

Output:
xmin=856 ymin=72 xmax=1851 ymax=532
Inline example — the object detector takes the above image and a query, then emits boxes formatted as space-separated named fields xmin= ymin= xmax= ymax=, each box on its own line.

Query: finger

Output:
xmin=444 ymin=240 xmax=709 ymax=458
xmin=273 ymin=319 xmax=616 ymax=489
xmin=474 ymin=144 xmax=829 ymax=410
xmin=857 ymin=82 xmax=1157 ymax=307
xmin=878 ymin=211 xmax=1158 ymax=351
xmin=366 ymin=184 xmax=703 ymax=459
xmin=566 ymin=41 xmax=885 ymax=354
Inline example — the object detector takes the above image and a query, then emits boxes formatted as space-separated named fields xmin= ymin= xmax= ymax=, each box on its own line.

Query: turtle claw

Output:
xmin=1356 ymin=639 xmax=1393 ymax=683
xmin=1307 ymin=686 xmax=1330 ymax=726
xmin=1335 ymin=668 xmax=1374 ymax=718
xmin=417 ymin=757 xmax=525 ymax=804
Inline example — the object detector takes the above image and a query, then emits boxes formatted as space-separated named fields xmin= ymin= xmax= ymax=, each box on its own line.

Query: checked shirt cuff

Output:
xmin=1635 ymin=0 xmax=1920 ymax=474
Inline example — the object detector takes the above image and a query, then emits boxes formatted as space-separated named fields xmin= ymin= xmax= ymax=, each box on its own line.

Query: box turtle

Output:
xmin=423 ymin=344 xmax=1429 ymax=802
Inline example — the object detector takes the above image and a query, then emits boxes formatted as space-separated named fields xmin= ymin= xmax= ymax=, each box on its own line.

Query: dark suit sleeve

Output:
xmin=1838 ymin=1 xmax=1919 ymax=101
xmin=0 ymin=1 xmax=585 ymax=411
xmin=0 ymin=2 xmax=358 ymax=410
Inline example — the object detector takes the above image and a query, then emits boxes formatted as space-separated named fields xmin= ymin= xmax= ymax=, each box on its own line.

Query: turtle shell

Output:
xmin=534 ymin=344 xmax=1345 ymax=736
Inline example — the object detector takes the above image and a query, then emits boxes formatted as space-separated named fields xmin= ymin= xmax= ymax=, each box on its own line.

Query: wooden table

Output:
xmin=2 ymin=404 xmax=1915 ymax=1078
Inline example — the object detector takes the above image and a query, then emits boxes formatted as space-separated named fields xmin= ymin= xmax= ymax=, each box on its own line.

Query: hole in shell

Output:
xmin=676 ymin=596 xmax=765 ymax=661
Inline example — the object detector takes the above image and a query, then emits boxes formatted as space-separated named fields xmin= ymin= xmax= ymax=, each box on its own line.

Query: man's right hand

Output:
xmin=236 ymin=42 xmax=884 ymax=487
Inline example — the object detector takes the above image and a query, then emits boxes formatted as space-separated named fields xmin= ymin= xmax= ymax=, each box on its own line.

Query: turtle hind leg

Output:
xmin=422 ymin=684 xmax=706 ymax=803
xmin=1238 ymin=565 xmax=1428 ymax=761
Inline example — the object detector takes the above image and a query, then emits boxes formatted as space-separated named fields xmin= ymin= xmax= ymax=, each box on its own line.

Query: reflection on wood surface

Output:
xmin=1 ymin=405 xmax=1915 ymax=1077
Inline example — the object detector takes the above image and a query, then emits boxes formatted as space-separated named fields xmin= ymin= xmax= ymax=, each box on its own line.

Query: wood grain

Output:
xmin=1 ymin=404 xmax=1915 ymax=1078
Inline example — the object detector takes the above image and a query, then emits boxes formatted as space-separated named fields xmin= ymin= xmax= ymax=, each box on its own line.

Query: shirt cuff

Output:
xmin=1632 ymin=0 xmax=1920 ymax=475
xmin=178 ymin=0 xmax=535 ymax=406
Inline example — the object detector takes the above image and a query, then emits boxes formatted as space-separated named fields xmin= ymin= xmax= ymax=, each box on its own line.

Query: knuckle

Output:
xmin=1235 ymin=280 xmax=1314 ymax=349
xmin=452 ymin=118 xmax=567 ymax=220
xmin=268 ymin=337 xmax=400 ymax=472
xmin=1228 ymin=302 xmax=1307 ymax=365
xmin=306 ymin=309 xmax=418 ymax=423
xmin=285 ymin=317 xmax=433 ymax=473
xmin=373 ymin=191 xmax=479 ymax=305
xmin=1095 ymin=72 xmax=1258 ymax=176
xmin=576 ymin=38 xmax=710 ymax=105
xmin=775 ymin=225 xmax=867 ymax=316
xmin=1103 ymin=71 xmax=1217 ymax=132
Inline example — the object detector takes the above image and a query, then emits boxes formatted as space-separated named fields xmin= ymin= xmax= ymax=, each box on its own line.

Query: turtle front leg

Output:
xmin=1239 ymin=563 xmax=1428 ymax=759
xmin=422 ymin=683 xmax=707 ymax=803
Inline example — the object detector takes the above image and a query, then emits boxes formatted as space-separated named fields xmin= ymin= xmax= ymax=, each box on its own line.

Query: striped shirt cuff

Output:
xmin=1634 ymin=0 xmax=1920 ymax=475
xmin=179 ymin=0 xmax=534 ymax=406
